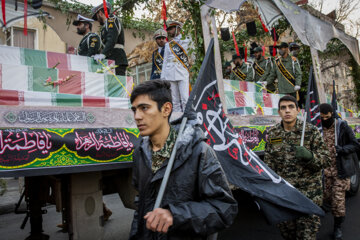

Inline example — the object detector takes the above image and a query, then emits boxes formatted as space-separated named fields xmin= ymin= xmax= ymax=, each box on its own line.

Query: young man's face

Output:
xmin=131 ymin=94 xmax=171 ymax=137
xmin=254 ymin=51 xmax=262 ymax=60
xmin=76 ymin=23 xmax=86 ymax=35
xmin=320 ymin=112 xmax=332 ymax=120
xmin=234 ymin=58 xmax=242 ymax=66
xmin=278 ymin=100 xmax=300 ymax=124
xmin=167 ymin=26 xmax=177 ymax=38
xmin=156 ymin=37 xmax=166 ymax=48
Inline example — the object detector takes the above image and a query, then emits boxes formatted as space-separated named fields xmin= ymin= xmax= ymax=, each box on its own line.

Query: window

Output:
xmin=6 ymin=27 xmax=36 ymax=49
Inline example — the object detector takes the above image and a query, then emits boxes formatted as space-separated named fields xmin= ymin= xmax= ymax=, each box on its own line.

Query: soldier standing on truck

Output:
xmin=320 ymin=103 xmax=360 ymax=240
xmin=252 ymin=46 xmax=272 ymax=84
xmin=91 ymin=2 xmax=128 ymax=76
xmin=264 ymin=95 xmax=330 ymax=240
xmin=265 ymin=42 xmax=302 ymax=97
xmin=150 ymin=29 xmax=167 ymax=80
xmin=230 ymin=53 xmax=254 ymax=82
xmin=72 ymin=14 xmax=101 ymax=57
xmin=129 ymin=80 xmax=238 ymax=239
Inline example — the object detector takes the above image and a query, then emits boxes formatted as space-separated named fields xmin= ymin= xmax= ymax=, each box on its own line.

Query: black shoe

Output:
xmin=334 ymin=227 xmax=343 ymax=240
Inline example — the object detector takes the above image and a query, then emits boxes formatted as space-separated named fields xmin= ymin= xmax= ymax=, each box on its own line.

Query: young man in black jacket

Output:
xmin=129 ymin=80 xmax=238 ymax=239
xmin=320 ymin=103 xmax=360 ymax=240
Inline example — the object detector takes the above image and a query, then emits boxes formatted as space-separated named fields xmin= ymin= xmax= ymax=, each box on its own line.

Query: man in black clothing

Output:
xmin=129 ymin=80 xmax=237 ymax=239
xmin=91 ymin=2 xmax=128 ymax=75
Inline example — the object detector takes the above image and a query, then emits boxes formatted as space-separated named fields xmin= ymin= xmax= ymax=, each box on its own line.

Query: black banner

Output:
xmin=305 ymin=67 xmax=322 ymax=131
xmin=184 ymin=39 xmax=324 ymax=224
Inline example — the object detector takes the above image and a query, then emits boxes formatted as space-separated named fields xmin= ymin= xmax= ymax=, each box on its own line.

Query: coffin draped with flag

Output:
xmin=183 ymin=39 xmax=324 ymax=223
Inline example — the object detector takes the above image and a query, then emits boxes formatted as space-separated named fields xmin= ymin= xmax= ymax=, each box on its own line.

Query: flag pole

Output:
xmin=300 ymin=112 xmax=307 ymax=147
xmin=153 ymin=116 xmax=188 ymax=209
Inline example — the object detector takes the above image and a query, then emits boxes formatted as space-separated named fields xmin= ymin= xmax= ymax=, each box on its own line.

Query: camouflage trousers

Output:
xmin=324 ymin=169 xmax=350 ymax=217
xmin=277 ymin=215 xmax=320 ymax=240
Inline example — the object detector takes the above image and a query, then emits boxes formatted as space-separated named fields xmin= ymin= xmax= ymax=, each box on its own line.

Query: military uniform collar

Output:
xmin=280 ymin=118 xmax=303 ymax=132
xmin=280 ymin=54 xmax=291 ymax=62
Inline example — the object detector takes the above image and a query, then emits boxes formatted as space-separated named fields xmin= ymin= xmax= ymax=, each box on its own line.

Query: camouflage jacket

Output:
xmin=252 ymin=56 xmax=273 ymax=82
xmin=150 ymin=127 xmax=177 ymax=173
xmin=264 ymin=119 xmax=330 ymax=206
xmin=267 ymin=55 xmax=302 ymax=94
xmin=230 ymin=63 xmax=254 ymax=82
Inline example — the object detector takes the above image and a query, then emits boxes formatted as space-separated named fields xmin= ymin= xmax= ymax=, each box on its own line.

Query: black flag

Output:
xmin=331 ymin=80 xmax=341 ymax=119
xmin=184 ymin=39 xmax=324 ymax=224
xmin=305 ymin=67 xmax=322 ymax=131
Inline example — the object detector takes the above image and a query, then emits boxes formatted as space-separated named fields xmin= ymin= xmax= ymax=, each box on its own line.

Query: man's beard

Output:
xmin=235 ymin=62 xmax=241 ymax=67
xmin=77 ymin=28 xmax=86 ymax=35
xmin=256 ymin=55 xmax=261 ymax=60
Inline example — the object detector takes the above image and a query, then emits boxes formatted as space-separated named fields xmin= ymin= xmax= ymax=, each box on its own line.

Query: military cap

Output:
xmin=91 ymin=2 xmax=112 ymax=20
xmin=253 ymin=47 xmax=263 ymax=52
xmin=166 ymin=20 xmax=183 ymax=30
xmin=232 ymin=53 xmax=243 ymax=61
xmin=153 ymin=29 xmax=167 ymax=39
xmin=276 ymin=42 xmax=289 ymax=48
xmin=73 ymin=14 xmax=94 ymax=26
xmin=289 ymin=42 xmax=300 ymax=50
xmin=224 ymin=61 xmax=231 ymax=67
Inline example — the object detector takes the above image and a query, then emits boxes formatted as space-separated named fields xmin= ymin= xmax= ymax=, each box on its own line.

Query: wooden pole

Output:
xmin=310 ymin=47 xmax=326 ymax=103
xmin=200 ymin=5 xmax=227 ymax=112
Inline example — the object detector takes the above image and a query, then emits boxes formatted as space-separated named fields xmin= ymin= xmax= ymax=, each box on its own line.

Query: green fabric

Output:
xmin=55 ymin=93 xmax=82 ymax=107
xmin=31 ymin=67 xmax=58 ymax=93
xmin=267 ymin=55 xmax=302 ymax=94
xmin=225 ymin=91 xmax=236 ymax=108
xmin=23 ymin=48 xmax=47 ymax=68
xmin=105 ymin=75 xmax=127 ymax=97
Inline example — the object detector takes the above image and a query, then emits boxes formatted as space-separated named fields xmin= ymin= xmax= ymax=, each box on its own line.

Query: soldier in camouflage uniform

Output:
xmin=72 ymin=14 xmax=101 ymax=57
xmin=230 ymin=54 xmax=254 ymax=82
xmin=320 ymin=103 xmax=360 ymax=240
xmin=265 ymin=42 xmax=302 ymax=96
xmin=264 ymin=95 xmax=330 ymax=240
xmin=91 ymin=2 xmax=128 ymax=75
xmin=252 ymin=47 xmax=273 ymax=84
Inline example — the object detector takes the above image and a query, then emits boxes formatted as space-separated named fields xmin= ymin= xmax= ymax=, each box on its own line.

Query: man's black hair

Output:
xmin=319 ymin=103 xmax=334 ymax=114
xmin=278 ymin=95 xmax=298 ymax=109
xmin=130 ymin=79 xmax=173 ymax=114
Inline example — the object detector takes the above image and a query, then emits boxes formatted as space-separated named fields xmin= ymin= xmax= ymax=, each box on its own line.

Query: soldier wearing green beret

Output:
xmin=72 ymin=14 xmax=101 ymax=57
xmin=91 ymin=2 xmax=128 ymax=76
xmin=265 ymin=42 xmax=302 ymax=97
xmin=223 ymin=61 xmax=232 ymax=79
xmin=229 ymin=54 xmax=254 ymax=82
xmin=252 ymin=47 xmax=273 ymax=85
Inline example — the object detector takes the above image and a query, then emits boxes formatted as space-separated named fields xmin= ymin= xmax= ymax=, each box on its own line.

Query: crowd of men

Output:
xmin=225 ymin=42 xmax=302 ymax=98
xmin=68 ymin=3 xmax=359 ymax=240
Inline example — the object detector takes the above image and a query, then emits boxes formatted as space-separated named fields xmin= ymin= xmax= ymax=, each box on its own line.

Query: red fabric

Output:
xmin=24 ymin=0 xmax=28 ymax=35
xmin=83 ymin=96 xmax=106 ymax=107
xmin=234 ymin=91 xmax=246 ymax=107
xmin=47 ymin=52 xmax=69 ymax=70
xmin=232 ymin=32 xmax=240 ymax=56
xmin=0 ymin=89 xmax=20 ymax=106
xmin=272 ymin=28 xmax=277 ymax=57
xmin=263 ymin=93 xmax=272 ymax=107
xmin=244 ymin=44 xmax=247 ymax=62
xmin=161 ymin=0 xmax=167 ymax=21
xmin=1 ymin=0 xmax=6 ymax=26
xmin=262 ymin=46 xmax=266 ymax=56
xmin=58 ymin=69 xmax=82 ymax=95
xmin=239 ymin=81 xmax=248 ymax=92
xmin=103 ymin=0 xmax=109 ymax=18
xmin=258 ymin=15 xmax=268 ymax=32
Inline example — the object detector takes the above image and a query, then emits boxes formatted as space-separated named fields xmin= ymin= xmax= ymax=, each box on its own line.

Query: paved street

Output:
xmin=0 ymin=179 xmax=359 ymax=240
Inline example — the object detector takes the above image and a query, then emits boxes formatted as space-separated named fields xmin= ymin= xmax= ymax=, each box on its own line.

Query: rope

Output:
xmin=98 ymin=60 xmax=131 ymax=97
